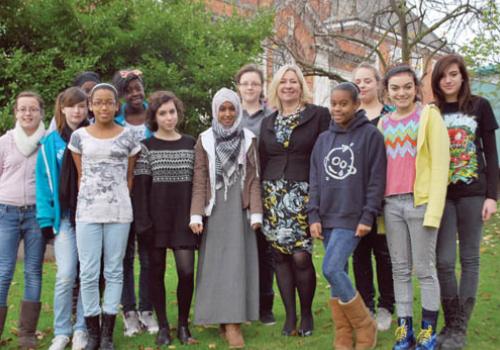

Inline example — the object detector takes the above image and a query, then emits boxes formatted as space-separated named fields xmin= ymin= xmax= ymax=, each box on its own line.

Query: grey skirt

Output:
xmin=194 ymin=183 xmax=259 ymax=325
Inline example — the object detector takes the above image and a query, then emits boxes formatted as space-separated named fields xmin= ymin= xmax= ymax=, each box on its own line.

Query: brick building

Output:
xmin=205 ymin=0 xmax=450 ymax=106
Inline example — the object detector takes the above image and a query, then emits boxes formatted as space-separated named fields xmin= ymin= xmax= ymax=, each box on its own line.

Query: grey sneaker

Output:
xmin=48 ymin=335 xmax=71 ymax=350
xmin=123 ymin=310 xmax=142 ymax=337
xmin=139 ymin=310 xmax=159 ymax=334
xmin=71 ymin=330 xmax=88 ymax=350
xmin=376 ymin=307 xmax=392 ymax=331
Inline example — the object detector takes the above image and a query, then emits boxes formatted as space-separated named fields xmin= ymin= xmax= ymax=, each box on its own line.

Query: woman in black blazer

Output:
xmin=259 ymin=64 xmax=330 ymax=337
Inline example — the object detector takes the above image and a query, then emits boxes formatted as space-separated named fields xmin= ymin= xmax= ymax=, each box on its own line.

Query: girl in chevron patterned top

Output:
xmin=379 ymin=64 xmax=450 ymax=350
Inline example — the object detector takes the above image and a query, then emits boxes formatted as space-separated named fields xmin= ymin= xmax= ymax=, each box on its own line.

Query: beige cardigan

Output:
xmin=189 ymin=128 xmax=263 ymax=226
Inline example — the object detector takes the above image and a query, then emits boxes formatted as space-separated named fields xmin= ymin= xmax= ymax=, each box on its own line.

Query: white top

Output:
xmin=125 ymin=121 xmax=147 ymax=144
xmin=68 ymin=128 xmax=141 ymax=223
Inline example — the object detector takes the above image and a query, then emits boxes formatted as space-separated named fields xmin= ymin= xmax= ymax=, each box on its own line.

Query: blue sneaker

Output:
xmin=393 ymin=317 xmax=416 ymax=350
xmin=415 ymin=321 xmax=437 ymax=350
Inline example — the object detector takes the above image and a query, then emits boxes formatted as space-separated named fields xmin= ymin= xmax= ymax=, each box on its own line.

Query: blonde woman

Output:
xmin=259 ymin=64 xmax=330 ymax=336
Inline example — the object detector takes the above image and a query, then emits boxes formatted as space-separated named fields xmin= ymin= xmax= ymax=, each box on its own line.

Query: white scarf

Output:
xmin=13 ymin=121 xmax=46 ymax=157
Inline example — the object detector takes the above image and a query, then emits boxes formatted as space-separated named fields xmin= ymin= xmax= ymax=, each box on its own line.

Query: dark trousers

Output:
xmin=121 ymin=228 xmax=152 ymax=313
xmin=353 ymin=226 xmax=395 ymax=313
xmin=437 ymin=196 xmax=484 ymax=300
xmin=256 ymin=229 xmax=275 ymax=307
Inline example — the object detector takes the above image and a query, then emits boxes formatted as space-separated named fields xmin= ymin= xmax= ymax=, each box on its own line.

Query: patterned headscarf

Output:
xmin=211 ymin=88 xmax=244 ymax=197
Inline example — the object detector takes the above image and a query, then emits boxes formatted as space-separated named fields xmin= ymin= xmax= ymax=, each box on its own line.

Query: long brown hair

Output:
xmin=431 ymin=54 xmax=473 ymax=114
xmin=54 ymin=87 xmax=88 ymax=132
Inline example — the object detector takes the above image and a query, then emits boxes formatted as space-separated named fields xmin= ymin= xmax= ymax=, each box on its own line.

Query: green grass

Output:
xmin=2 ymin=214 xmax=500 ymax=349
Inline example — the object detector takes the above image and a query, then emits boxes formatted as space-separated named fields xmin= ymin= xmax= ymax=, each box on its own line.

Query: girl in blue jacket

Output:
xmin=36 ymin=87 xmax=89 ymax=350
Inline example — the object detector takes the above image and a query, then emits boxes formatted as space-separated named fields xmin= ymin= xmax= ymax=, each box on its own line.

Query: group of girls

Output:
xmin=0 ymin=52 xmax=496 ymax=350
xmin=309 ymin=54 xmax=497 ymax=350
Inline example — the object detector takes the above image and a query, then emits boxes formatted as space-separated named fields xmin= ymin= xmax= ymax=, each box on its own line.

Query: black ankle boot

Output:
xmin=84 ymin=315 xmax=100 ymax=350
xmin=100 ymin=313 xmax=116 ymax=350
xmin=156 ymin=326 xmax=172 ymax=345
xmin=437 ymin=296 xmax=459 ymax=348
xmin=177 ymin=325 xmax=198 ymax=345
xmin=260 ymin=294 xmax=276 ymax=325
xmin=441 ymin=297 xmax=475 ymax=350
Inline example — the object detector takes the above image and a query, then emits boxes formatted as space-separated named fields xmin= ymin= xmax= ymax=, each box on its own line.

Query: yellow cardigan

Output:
xmin=378 ymin=104 xmax=450 ymax=231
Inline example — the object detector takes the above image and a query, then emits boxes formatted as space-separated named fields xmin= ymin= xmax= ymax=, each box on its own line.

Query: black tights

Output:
xmin=149 ymin=248 xmax=195 ymax=328
xmin=274 ymin=250 xmax=316 ymax=332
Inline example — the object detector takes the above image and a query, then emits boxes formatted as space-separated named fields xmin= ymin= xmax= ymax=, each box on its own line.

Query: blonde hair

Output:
xmin=268 ymin=64 xmax=312 ymax=112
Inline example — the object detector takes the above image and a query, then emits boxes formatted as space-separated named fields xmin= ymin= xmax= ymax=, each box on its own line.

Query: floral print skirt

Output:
xmin=262 ymin=179 xmax=312 ymax=254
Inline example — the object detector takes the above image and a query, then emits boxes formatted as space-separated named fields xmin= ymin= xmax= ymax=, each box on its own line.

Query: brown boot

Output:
xmin=0 ymin=306 xmax=7 ymax=339
xmin=225 ymin=323 xmax=245 ymax=349
xmin=330 ymin=298 xmax=354 ymax=350
xmin=339 ymin=293 xmax=377 ymax=350
xmin=18 ymin=300 xmax=41 ymax=349
xmin=219 ymin=324 xmax=226 ymax=340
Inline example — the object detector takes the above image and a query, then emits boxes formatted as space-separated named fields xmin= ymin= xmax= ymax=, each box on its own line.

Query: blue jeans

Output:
xmin=76 ymin=222 xmax=130 ymax=316
xmin=0 ymin=204 xmax=45 ymax=306
xmin=322 ymin=228 xmax=360 ymax=302
xmin=121 ymin=228 xmax=152 ymax=312
xmin=53 ymin=218 xmax=85 ymax=336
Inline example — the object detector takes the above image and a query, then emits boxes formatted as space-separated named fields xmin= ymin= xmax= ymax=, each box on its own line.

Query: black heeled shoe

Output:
xmin=297 ymin=329 xmax=313 ymax=337
xmin=298 ymin=315 xmax=314 ymax=337
xmin=281 ymin=317 xmax=297 ymax=336
xmin=156 ymin=327 xmax=172 ymax=346
xmin=177 ymin=326 xmax=198 ymax=345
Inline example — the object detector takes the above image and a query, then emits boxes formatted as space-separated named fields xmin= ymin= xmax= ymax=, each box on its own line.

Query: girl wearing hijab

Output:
xmin=189 ymin=88 xmax=262 ymax=349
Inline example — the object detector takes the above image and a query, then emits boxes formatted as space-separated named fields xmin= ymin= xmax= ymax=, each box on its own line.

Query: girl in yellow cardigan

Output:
xmin=379 ymin=65 xmax=450 ymax=350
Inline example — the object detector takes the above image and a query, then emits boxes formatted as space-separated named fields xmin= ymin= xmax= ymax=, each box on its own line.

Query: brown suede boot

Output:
xmin=0 ymin=306 xmax=7 ymax=340
xmin=330 ymin=298 xmax=354 ymax=350
xmin=340 ymin=293 xmax=377 ymax=350
xmin=225 ymin=323 xmax=245 ymax=349
xmin=18 ymin=300 xmax=41 ymax=349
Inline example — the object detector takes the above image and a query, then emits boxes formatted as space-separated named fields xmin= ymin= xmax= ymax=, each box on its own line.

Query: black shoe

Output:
xmin=84 ymin=315 xmax=100 ymax=350
xmin=440 ymin=298 xmax=475 ymax=350
xmin=281 ymin=328 xmax=297 ymax=336
xmin=437 ymin=297 xmax=459 ymax=348
xmin=298 ymin=314 xmax=313 ymax=337
xmin=156 ymin=327 xmax=172 ymax=346
xmin=260 ymin=295 xmax=276 ymax=325
xmin=281 ymin=315 xmax=297 ymax=336
xmin=297 ymin=329 xmax=313 ymax=337
xmin=177 ymin=326 xmax=198 ymax=345
xmin=100 ymin=313 xmax=116 ymax=350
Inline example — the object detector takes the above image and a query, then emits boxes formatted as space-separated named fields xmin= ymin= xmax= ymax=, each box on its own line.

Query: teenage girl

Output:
xmin=133 ymin=91 xmax=198 ymax=346
xmin=190 ymin=88 xmax=262 ymax=349
xmin=37 ymin=87 xmax=89 ymax=350
xmin=308 ymin=82 xmax=385 ymax=350
xmin=112 ymin=69 xmax=157 ymax=336
xmin=0 ymin=91 xmax=46 ymax=349
xmin=69 ymin=83 xmax=141 ymax=350
xmin=235 ymin=63 xmax=276 ymax=324
xmin=352 ymin=63 xmax=395 ymax=331
xmin=431 ymin=54 xmax=498 ymax=350
xmin=380 ymin=65 xmax=450 ymax=350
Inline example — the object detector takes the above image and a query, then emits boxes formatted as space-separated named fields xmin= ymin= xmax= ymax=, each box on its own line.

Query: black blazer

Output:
xmin=259 ymin=103 xmax=330 ymax=182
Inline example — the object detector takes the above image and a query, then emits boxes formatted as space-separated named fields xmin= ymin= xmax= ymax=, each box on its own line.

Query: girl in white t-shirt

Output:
xmin=69 ymin=83 xmax=140 ymax=350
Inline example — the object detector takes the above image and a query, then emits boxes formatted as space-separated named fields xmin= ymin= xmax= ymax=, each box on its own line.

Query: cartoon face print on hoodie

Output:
xmin=324 ymin=142 xmax=357 ymax=180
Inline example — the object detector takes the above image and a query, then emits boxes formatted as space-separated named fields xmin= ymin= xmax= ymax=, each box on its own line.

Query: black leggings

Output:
xmin=149 ymin=248 xmax=195 ymax=328
xmin=274 ymin=250 xmax=316 ymax=332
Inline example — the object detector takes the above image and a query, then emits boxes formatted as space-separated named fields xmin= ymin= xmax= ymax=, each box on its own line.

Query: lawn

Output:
xmin=1 ymin=213 xmax=500 ymax=350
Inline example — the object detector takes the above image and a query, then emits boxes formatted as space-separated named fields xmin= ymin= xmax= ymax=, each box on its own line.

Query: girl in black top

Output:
xmin=133 ymin=91 xmax=198 ymax=346
xmin=259 ymin=64 xmax=330 ymax=336
xmin=352 ymin=63 xmax=395 ymax=330
xmin=432 ymin=54 xmax=498 ymax=350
